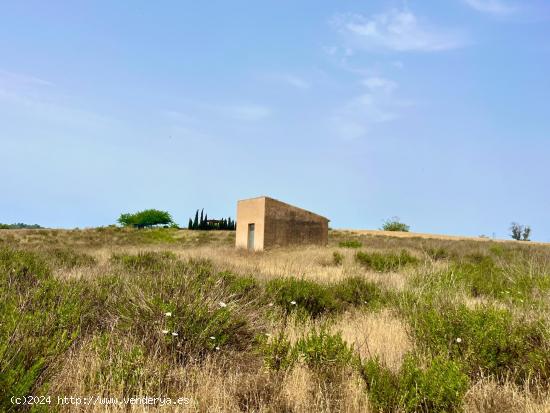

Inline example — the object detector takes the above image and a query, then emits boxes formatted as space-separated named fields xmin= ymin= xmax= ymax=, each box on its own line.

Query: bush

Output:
xmin=333 ymin=276 xmax=384 ymax=308
xmin=258 ymin=332 xmax=295 ymax=371
xmin=338 ymin=240 xmax=362 ymax=248
xmin=355 ymin=250 xmax=418 ymax=272
xmin=260 ymin=329 xmax=356 ymax=374
xmin=0 ymin=248 xmax=92 ymax=410
xmin=266 ymin=278 xmax=338 ymax=318
xmin=332 ymin=251 xmax=344 ymax=266
xmin=381 ymin=217 xmax=410 ymax=232
xmin=362 ymin=355 xmax=469 ymax=412
xmin=404 ymin=302 xmax=550 ymax=382
xmin=294 ymin=329 xmax=356 ymax=371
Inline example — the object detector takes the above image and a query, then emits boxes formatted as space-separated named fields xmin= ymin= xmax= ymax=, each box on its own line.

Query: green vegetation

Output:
xmin=332 ymin=251 xmax=344 ymax=266
xmin=510 ymin=222 xmax=531 ymax=241
xmin=117 ymin=209 xmax=176 ymax=229
xmin=265 ymin=276 xmax=385 ymax=318
xmin=0 ymin=223 xmax=43 ymax=229
xmin=355 ymin=249 xmax=418 ymax=272
xmin=188 ymin=208 xmax=236 ymax=230
xmin=381 ymin=217 xmax=410 ymax=232
xmin=338 ymin=239 xmax=362 ymax=248
xmin=402 ymin=301 xmax=550 ymax=383
xmin=362 ymin=355 xmax=469 ymax=412
xmin=1 ymin=229 xmax=549 ymax=411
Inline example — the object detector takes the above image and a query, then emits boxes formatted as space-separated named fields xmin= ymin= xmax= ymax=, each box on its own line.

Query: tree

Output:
xmin=188 ymin=218 xmax=193 ymax=230
xmin=381 ymin=217 xmax=410 ymax=232
xmin=193 ymin=210 xmax=199 ymax=229
xmin=117 ymin=209 xmax=175 ymax=229
xmin=510 ymin=222 xmax=531 ymax=241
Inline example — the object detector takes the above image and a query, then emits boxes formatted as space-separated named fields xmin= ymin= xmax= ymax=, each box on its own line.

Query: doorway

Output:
xmin=247 ymin=223 xmax=255 ymax=251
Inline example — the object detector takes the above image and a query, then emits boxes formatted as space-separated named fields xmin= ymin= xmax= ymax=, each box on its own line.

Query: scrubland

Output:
xmin=1 ymin=227 xmax=549 ymax=412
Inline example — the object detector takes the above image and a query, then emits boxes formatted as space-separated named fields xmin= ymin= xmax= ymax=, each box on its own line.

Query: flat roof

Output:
xmin=237 ymin=196 xmax=330 ymax=221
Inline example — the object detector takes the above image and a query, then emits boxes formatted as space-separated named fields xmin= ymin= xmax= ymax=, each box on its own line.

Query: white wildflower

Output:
xmin=456 ymin=337 xmax=462 ymax=343
xmin=210 ymin=336 xmax=216 ymax=340
xmin=172 ymin=332 xmax=179 ymax=336
xmin=219 ymin=301 xmax=227 ymax=308
xmin=162 ymin=330 xmax=169 ymax=334
xmin=290 ymin=301 xmax=297 ymax=305
xmin=215 ymin=346 xmax=220 ymax=351
xmin=268 ymin=303 xmax=274 ymax=307
xmin=165 ymin=312 xmax=172 ymax=317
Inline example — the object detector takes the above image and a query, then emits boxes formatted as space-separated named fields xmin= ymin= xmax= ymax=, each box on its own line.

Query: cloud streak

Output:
xmin=463 ymin=0 xmax=517 ymax=15
xmin=334 ymin=9 xmax=467 ymax=52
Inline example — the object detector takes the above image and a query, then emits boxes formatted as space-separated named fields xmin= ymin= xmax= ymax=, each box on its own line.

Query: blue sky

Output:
xmin=1 ymin=1 xmax=549 ymax=240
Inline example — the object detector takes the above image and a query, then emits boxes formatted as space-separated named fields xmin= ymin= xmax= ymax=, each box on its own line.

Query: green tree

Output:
xmin=381 ymin=217 xmax=410 ymax=232
xmin=117 ymin=209 xmax=175 ymax=229
xmin=188 ymin=218 xmax=193 ymax=230
xmin=193 ymin=210 xmax=199 ymax=229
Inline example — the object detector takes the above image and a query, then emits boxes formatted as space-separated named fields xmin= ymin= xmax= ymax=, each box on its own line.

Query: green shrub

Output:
xmin=91 ymin=333 xmax=147 ymax=395
xmin=362 ymin=355 xmax=469 ymax=413
xmin=258 ymin=332 xmax=296 ymax=371
xmin=381 ymin=217 xmax=410 ymax=232
xmin=338 ymin=240 xmax=362 ymax=248
xmin=333 ymin=276 xmax=384 ymax=308
xmin=266 ymin=278 xmax=338 ymax=318
xmin=294 ymin=329 xmax=356 ymax=371
xmin=404 ymin=302 xmax=550 ymax=382
xmin=221 ymin=271 xmax=259 ymax=298
xmin=355 ymin=250 xmax=418 ymax=272
xmin=0 ymin=248 xmax=91 ymax=409
xmin=260 ymin=329 xmax=356 ymax=374
xmin=332 ymin=251 xmax=344 ymax=266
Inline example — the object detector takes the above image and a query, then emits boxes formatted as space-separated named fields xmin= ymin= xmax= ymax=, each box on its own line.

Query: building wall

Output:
xmin=235 ymin=197 xmax=266 ymax=251
xmin=263 ymin=198 xmax=328 ymax=249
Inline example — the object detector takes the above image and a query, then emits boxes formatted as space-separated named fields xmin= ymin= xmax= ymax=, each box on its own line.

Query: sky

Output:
xmin=1 ymin=1 xmax=549 ymax=240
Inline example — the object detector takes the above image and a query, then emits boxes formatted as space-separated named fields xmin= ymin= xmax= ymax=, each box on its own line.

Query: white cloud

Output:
xmin=463 ymin=0 xmax=517 ymax=15
xmin=334 ymin=9 xmax=466 ymax=52
xmin=331 ymin=77 xmax=407 ymax=140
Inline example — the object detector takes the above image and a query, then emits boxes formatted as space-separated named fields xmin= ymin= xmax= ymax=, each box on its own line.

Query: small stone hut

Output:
xmin=235 ymin=196 xmax=329 ymax=251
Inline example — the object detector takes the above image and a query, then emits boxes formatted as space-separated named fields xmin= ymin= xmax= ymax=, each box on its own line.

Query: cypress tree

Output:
xmin=199 ymin=209 xmax=204 ymax=229
xmin=193 ymin=210 xmax=199 ymax=229
xmin=204 ymin=213 xmax=208 ymax=230
xmin=188 ymin=218 xmax=193 ymax=230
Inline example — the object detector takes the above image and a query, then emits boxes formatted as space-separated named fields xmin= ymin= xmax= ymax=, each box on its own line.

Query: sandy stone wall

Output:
xmin=235 ymin=197 xmax=266 ymax=250
xmin=263 ymin=198 xmax=328 ymax=248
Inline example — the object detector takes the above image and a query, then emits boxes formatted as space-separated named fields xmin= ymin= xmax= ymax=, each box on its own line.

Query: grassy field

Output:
xmin=1 ymin=227 xmax=549 ymax=412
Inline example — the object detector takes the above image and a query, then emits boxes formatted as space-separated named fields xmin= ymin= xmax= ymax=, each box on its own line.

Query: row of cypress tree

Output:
xmin=187 ymin=209 xmax=236 ymax=230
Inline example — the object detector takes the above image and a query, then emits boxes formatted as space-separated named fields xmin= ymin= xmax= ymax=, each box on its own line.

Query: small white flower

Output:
xmin=215 ymin=346 xmax=220 ymax=351
xmin=162 ymin=330 xmax=169 ymax=334
xmin=172 ymin=332 xmax=179 ymax=336
xmin=219 ymin=301 xmax=227 ymax=308
xmin=265 ymin=333 xmax=272 ymax=337
xmin=290 ymin=301 xmax=297 ymax=305
xmin=210 ymin=336 xmax=216 ymax=340
xmin=268 ymin=303 xmax=274 ymax=307
xmin=165 ymin=312 xmax=172 ymax=317
xmin=456 ymin=337 xmax=462 ymax=343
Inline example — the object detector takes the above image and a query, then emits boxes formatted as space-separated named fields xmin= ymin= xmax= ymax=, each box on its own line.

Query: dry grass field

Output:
xmin=1 ymin=227 xmax=549 ymax=412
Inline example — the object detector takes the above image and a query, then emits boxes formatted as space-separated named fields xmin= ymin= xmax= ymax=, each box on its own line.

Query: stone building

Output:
xmin=235 ymin=196 xmax=329 ymax=251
